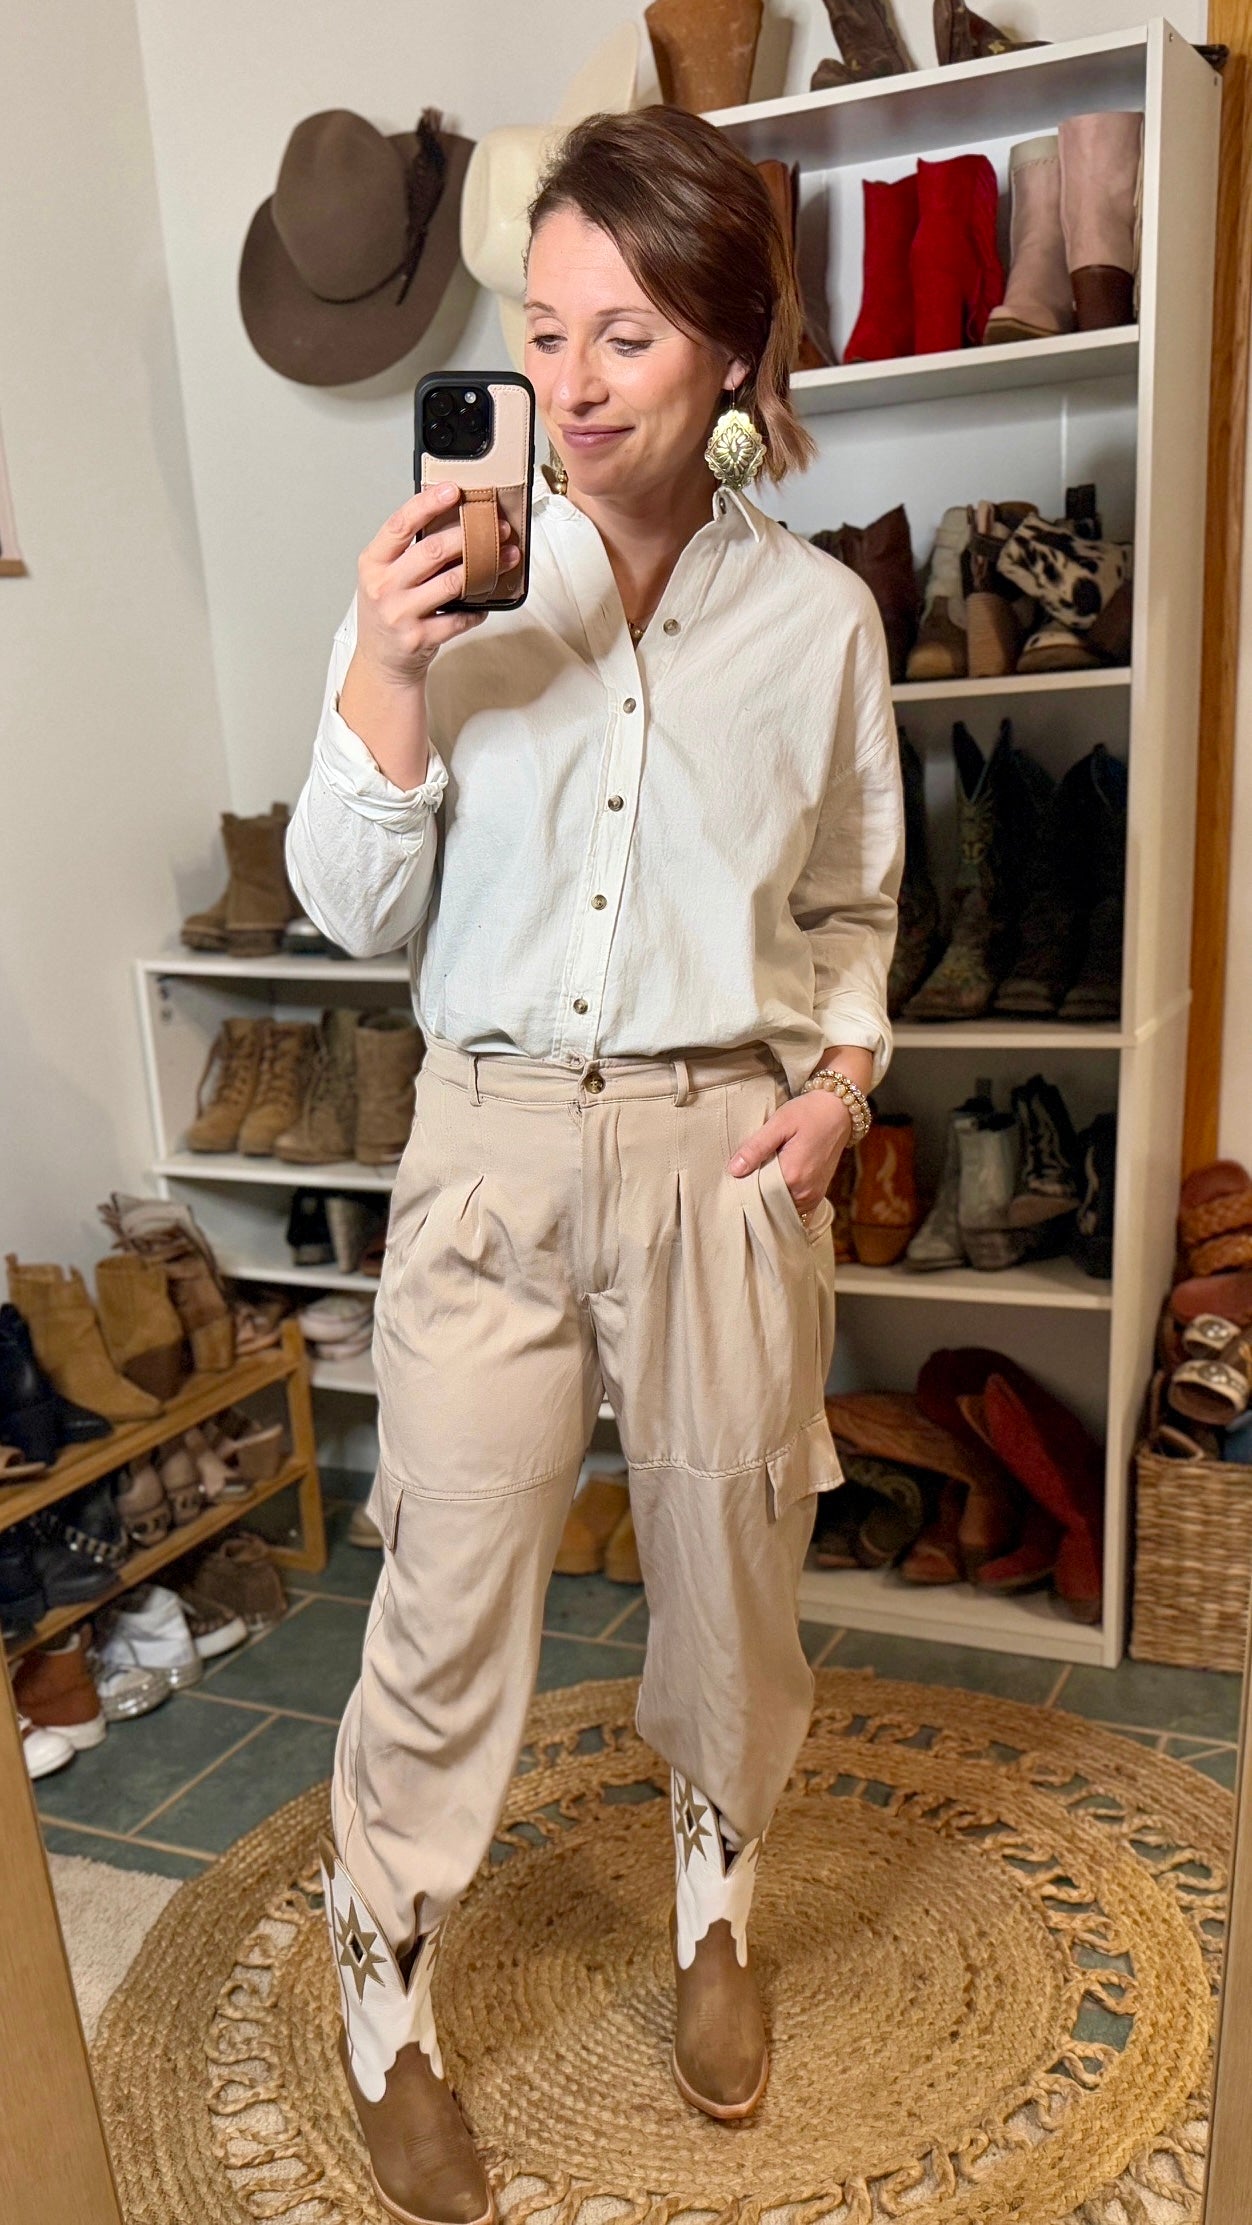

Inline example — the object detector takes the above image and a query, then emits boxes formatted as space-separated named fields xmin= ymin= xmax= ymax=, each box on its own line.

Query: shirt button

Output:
xmin=607 ymin=795 xmax=623 ymax=810
xmin=572 ymin=997 xmax=588 ymax=1013
xmin=591 ymin=893 xmax=607 ymax=910
xmin=663 ymin=617 xmax=680 ymax=635
xmin=623 ymin=696 xmax=636 ymax=713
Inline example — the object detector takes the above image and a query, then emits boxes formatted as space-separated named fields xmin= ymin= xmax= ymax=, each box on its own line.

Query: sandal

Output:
xmin=183 ymin=1423 xmax=251 ymax=1503
xmin=1145 ymin=1368 xmax=1221 ymax=1462
xmin=157 ymin=1441 xmax=204 ymax=1525
xmin=1 ymin=1441 xmax=46 ymax=1482
xmin=1168 ymin=1317 xmax=1252 ymax=1426
xmin=116 ymin=1459 xmax=172 ymax=1545
xmin=1178 ymin=1160 xmax=1252 ymax=1277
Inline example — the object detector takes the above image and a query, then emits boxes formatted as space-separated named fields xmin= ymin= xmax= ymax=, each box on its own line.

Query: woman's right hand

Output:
xmin=353 ymin=481 xmax=520 ymax=690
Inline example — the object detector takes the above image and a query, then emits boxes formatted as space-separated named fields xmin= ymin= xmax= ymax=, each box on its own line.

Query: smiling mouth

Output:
xmin=561 ymin=426 xmax=631 ymax=440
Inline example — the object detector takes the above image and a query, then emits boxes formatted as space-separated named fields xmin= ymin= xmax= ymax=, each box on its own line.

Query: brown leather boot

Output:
xmin=320 ymin=1836 xmax=493 ymax=2225
xmin=934 ymin=0 xmax=1045 ymax=64
xmin=887 ymin=731 xmax=943 ymax=1016
xmin=645 ymin=0 xmax=763 ymax=111
xmin=94 ymin=1254 xmax=188 ymax=1404
xmin=669 ymin=1774 xmax=769 ymax=2120
xmin=813 ymin=504 xmax=920 ymax=682
xmin=812 ymin=0 xmax=913 ymax=90
xmin=6 ymin=1257 xmax=161 ymax=1423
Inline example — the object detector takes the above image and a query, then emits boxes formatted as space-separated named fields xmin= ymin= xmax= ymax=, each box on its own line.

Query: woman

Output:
xmin=288 ymin=105 xmax=902 ymax=2225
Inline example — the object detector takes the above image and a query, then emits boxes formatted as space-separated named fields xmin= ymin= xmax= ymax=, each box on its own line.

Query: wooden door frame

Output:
xmin=0 ymin=1659 xmax=122 ymax=2225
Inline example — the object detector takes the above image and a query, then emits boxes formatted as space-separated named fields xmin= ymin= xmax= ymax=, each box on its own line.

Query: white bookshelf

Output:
xmin=134 ymin=21 xmax=1221 ymax=1669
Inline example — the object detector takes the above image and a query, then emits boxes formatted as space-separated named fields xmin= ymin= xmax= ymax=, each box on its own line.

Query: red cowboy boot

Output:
xmin=845 ymin=170 xmax=919 ymax=362
xmin=910 ymin=153 xmax=1005 ymax=354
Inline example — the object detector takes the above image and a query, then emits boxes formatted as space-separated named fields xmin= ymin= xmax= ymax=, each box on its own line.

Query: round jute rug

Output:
xmin=91 ymin=1671 xmax=1232 ymax=2225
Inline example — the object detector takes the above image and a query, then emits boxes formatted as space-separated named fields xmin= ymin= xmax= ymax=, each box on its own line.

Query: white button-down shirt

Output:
xmin=287 ymin=471 xmax=903 ymax=1098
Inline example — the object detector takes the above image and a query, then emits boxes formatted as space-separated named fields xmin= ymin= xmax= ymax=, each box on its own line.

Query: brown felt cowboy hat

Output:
xmin=239 ymin=106 xmax=474 ymax=386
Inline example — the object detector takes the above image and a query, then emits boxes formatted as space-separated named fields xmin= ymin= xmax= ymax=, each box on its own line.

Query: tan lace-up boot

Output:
xmin=275 ymin=1008 xmax=360 ymax=1164
xmin=320 ymin=1835 xmax=494 ymax=2225
xmin=221 ymin=805 xmax=300 ymax=954
xmin=186 ymin=1018 xmax=270 ymax=1153
xmin=238 ymin=1022 xmax=317 ymax=1157
xmin=6 ymin=1257 xmax=161 ymax=1422
xmin=95 ymin=1254 xmax=187 ymax=1403
xmin=355 ymin=1013 xmax=424 ymax=1165
xmin=669 ymin=1772 xmax=769 ymax=2120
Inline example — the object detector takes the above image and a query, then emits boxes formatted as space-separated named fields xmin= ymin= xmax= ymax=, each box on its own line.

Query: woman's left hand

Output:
xmin=726 ymin=1091 xmax=853 ymax=1220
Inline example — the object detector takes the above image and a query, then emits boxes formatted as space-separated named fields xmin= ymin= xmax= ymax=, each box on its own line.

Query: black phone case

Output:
xmin=413 ymin=369 xmax=536 ymax=614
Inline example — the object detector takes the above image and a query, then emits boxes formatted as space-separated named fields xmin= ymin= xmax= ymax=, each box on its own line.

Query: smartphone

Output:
xmin=413 ymin=369 xmax=535 ymax=614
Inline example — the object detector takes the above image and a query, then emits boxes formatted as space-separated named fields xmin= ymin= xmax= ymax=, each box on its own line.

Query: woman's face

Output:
xmin=523 ymin=206 xmax=749 ymax=503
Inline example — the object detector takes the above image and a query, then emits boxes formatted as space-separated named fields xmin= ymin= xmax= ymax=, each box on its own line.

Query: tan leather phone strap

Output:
xmin=459 ymin=486 xmax=501 ymax=601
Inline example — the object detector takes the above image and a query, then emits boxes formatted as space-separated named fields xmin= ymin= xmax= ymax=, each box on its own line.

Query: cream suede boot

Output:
xmin=983 ymin=135 xmax=1075 ymax=346
xmin=1059 ymin=109 xmax=1144 ymax=330
xmin=320 ymin=1837 xmax=493 ymax=2225
xmin=669 ymin=1772 xmax=769 ymax=2120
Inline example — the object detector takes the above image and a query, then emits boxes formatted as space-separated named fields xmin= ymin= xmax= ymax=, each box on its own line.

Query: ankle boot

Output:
xmin=957 ymin=1113 xmax=1027 ymax=1270
xmin=817 ymin=505 xmax=920 ymax=682
xmin=1059 ymin=745 xmax=1127 ymax=1021
xmin=186 ymin=1018 xmax=269 ymax=1153
xmin=844 ymin=171 xmax=919 ymax=363
xmin=962 ymin=499 xmax=1037 ymax=678
xmin=238 ymin=1022 xmax=318 ymax=1157
xmin=904 ymin=1089 xmax=993 ymax=1271
xmin=812 ymin=0 xmax=913 ymax=89
xmin=221 ymin=805 xmax=300 ymax=955
xmin=275 ymin=1008 xmax=361 ymax=1163
xmin=553 ymin=1474 xmax=629 ymax=1575
xmin=887 ymin=731 xmax=943 ymax=1014
xmin=1059 ymin=110 xmax=1143 ymax=331
xmin=645 ymin=0 xmax=763 ymax=112
xmin=182 ymin=803 xmax=289 ymax=952
xmin=1006 ymin=1076 xmax=1080 ymax=1257
xmin=983 ymin=136 xmax=1074 ymax=346
xmin=319 ymin=1836 xmax=493 ymax=2225
xmin=669 ymin=1773 xmax=768 ymax=2119
xmin=98 ymin=1195 xmax=235 ymax=1374
xmin=851 ymin=1114 xmax=919 ymax=1265
xmin=905 ymin=506 xmax=969 ymax=680
xmin=904 ymin=721 xmax=1050 ymax=1021
xmin=6 ymin=1259 xmax=161 ymax=1423
xmin=355 ymin=1014 xmax=424 ymax=1165
xmin=998 ymin=512 xmax=1132 ymax=645
xmin=95 ymin=1255 xmax=188 ymax=1404
xmin=933 ymin=0 xmax=1046 ymax=64
xmin=910 ymin=154 xmax=1004 ymax=354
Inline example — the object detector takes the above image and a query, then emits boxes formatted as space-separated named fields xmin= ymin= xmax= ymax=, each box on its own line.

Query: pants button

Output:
xmin=583 ymin=1070 xmax=605 ymax=1093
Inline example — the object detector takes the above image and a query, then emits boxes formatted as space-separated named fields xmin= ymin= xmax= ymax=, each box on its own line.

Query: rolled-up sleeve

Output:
xmin=787 ymin=600 xmax=904 ymax=1088
xmin=285 ymin=599 xmax=450 ymax=960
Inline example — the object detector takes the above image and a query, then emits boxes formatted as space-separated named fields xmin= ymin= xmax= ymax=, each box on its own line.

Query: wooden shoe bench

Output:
xmin=1 ymin=1319 xmax=325 ymax=1663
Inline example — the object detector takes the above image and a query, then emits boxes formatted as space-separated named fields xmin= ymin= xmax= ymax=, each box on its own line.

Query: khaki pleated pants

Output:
xmin=331 ymin=1035 xmax=842 ymax=1957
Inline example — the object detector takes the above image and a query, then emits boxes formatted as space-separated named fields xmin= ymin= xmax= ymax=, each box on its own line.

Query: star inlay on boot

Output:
xmin=668 ymin=1774 xmax=769 ymax=2120
xmin=320 ymin=1835 xmax=493 ymax=2225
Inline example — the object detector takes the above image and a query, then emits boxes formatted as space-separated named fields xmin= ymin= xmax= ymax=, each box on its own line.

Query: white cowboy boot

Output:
xmin=319 ymin=1835 xmax=493 ymax=2225
xmin=668 ymin=1772 xmax=769 ymax=2120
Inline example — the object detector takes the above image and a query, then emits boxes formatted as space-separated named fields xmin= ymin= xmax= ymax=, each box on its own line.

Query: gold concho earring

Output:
xmin=544 ymin=441 xmax=569 ymax=496
xmin=704 ymin=381 xmax=766 ymax=493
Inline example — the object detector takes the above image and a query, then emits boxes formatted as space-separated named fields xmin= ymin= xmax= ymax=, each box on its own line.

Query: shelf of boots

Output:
xmin=788 ymin=328 xmax=1138 ymax=420
xmin=797 ymin=1560 xmax=1106 ymax=1666
xmin=836 ymin=1255 xmax=1110 ymax=1311
xmin=0 ymin=1320 xmax=326 ymax=1657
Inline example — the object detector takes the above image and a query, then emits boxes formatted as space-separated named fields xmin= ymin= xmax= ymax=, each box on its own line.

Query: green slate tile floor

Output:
xmin=36 ymin=1478 xmax=1244 ymax=1883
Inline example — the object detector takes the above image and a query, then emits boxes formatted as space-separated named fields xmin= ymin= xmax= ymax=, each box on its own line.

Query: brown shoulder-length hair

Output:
xmin=526 ymin=106 xmax=817 ymax=486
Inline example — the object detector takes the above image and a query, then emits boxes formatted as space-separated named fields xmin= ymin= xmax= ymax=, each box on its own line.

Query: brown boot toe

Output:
xmin=670 ymin=1910 xmax=768 ymax=2121
xmin=340 ymin=2031 xmax=494 ymax=2225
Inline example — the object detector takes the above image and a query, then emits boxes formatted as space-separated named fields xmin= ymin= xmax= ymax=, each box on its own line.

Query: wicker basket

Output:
xmin=1130 ymin=1439 xmax=1252 ymax=1671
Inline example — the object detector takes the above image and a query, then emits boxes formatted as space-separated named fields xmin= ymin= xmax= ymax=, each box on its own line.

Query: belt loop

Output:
xmin=673 ymin=1055 xmax=693 ymax=1106
xmin=467 ymin=1051 xmax=481 ymax=1107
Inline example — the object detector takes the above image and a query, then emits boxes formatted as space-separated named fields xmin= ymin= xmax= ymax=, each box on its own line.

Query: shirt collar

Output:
xmin=532 ymin=468 xmax=763 ymax=545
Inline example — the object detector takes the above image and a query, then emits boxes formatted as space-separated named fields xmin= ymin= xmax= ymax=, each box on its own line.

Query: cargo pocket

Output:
xmin=365 ymin=1461 xmax=403 ymax=1552
xmin=765 ymin=1410 xmax=844 ymax=1518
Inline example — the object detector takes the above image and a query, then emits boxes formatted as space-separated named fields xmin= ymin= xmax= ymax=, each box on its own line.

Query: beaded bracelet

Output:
xmin=798 ymin=1067 xmax=873 ymax=1142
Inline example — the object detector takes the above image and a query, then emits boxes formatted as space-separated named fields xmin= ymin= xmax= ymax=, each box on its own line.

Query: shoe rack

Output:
xmin=134 ymin=23 xmax=1220 ymax=1668
xmin=1 ymin=1321 xmax=324 ymax=1662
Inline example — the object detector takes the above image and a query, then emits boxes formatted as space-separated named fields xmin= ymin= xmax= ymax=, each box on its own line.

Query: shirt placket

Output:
xmin=549 ymin=509 xmax=724 ymax=1071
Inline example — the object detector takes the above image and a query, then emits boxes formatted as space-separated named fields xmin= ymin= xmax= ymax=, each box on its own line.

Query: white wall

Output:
xmin=0 ymin=0 xmax=230 ymax=1266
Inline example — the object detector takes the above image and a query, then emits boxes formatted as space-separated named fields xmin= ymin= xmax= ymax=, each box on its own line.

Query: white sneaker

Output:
xmin=19 ymin=1711 xmax=76 ymax=1780
xmin=97 ymin=1584 xmax=203 ymax=1690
